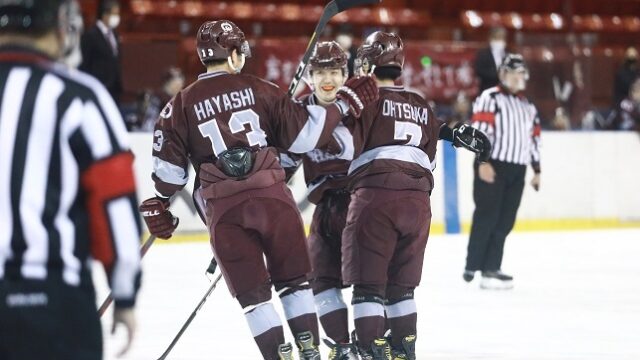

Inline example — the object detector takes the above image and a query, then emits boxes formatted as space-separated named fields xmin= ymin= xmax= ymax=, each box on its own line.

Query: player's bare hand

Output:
xmin=531 ymin=173 xmax=541 ymax=191
xmin=112 ymin=307 xmax=136 ymax=357
xmin=478 ymin=163 xmax=496 ymax=184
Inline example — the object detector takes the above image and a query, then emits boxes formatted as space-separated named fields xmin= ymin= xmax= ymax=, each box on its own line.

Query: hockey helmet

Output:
xmin=308 ymin=41 xmax=348 ymax=74
xmin=197 ymin=20 xmax=251 ymax=65
xmin=355 ymin=31 xmax=404 ymax=73
xmin=0 ymin=0 xmax=66 ymax=33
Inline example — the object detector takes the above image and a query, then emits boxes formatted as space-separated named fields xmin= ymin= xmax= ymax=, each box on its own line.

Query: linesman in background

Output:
xmin=0 ymin=1 xmax=141 ymax=359
xmin=464 ymin=54 xmax=541 ymax=290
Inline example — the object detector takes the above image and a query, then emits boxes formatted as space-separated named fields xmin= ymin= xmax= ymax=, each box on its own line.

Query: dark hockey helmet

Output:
xmin=355 ymin=31 xmax=404 ymax=73
xmin=196 ymin=20 xmax=251 ymax=65
xmin=0 ymin=0 xmax=65 ymax=33
xmin=308 ymin=41 xmax=348 ymax=74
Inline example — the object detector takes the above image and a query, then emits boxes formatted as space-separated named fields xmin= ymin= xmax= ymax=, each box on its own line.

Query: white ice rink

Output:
xmin=96 ymin=228 xmax=640 ymax=360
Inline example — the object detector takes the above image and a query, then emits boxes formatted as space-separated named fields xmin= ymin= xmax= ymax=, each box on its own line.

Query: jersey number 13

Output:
xmin=198 ymin=109 xmax=268 ymax=156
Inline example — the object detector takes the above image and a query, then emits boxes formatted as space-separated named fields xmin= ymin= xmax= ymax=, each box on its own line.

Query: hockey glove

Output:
xmin=452 ymin=124 xmax=492 ymax=162
xmin=139 ymin=197 xmax=179 ymax=239
xmin=336 ymin=76 xmax=379 ymax=117
xmin=206 ymin=257 xmax=218 ymax=275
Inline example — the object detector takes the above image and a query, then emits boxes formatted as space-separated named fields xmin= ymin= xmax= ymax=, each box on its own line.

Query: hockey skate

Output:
xmin=323 ymin=338 xmax=359 ymax=360
xmin=295 ymin=331 xmax=321 ymax=360
xmin=480 ymin=270 xmax=514 ymax=290
xmin=360 ymin=338 xmax=392 ymax=360
xmin=463 ymin=270 xmax=475 ymax=282
xmin=278 ymin=342 xmax=295 ymax=360
xmin=391 ymin=335 xmax=416 ymax=360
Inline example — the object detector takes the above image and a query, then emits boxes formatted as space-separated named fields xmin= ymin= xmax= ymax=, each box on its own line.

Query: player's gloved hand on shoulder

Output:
xmin=452 ymin=124 xmax=492 ymax=162
xmin=336 ymin=76 xmax=379 ymax=117
xmin=139 ymin=197 xmax=179 ymax=239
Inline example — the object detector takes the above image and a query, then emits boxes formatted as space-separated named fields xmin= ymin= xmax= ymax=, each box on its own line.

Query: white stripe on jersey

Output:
xmin=108 ymin=197 xmax=140 ymax=299
xmin=153 ymin=156 xmax=189 ymax=185
xmin=82 ymin=100 xmax=114 ymax=159
xmin=349 ymin=145 xmax=434 ymax=175
xmin=288 ymin=105 xmax=327 ymax=154
xmin=0 ymin=68 xmax=31 ymax=278
xmin=20 ymin=74 xmax=64 ymax=280
xmin=56 ymin=99 xmax=84 ymax=286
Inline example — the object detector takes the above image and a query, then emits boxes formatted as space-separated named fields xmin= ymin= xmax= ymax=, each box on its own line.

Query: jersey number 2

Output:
xmin=198 ymin=109 xmax=267 ymax=156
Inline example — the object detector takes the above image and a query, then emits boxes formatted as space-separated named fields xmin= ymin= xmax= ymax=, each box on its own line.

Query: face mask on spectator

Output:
xmin=108 ymin=14 xmax=121 ymax=29
xmin=490 ymin=40 xmax=506 ymax=52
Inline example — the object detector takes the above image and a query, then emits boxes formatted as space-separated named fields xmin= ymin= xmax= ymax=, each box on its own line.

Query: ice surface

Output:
xmin=96 ymin=229 xmax=640 ymax=360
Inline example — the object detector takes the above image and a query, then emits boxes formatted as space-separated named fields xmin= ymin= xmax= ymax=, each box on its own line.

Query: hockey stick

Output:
xmin=156 ymin=272 xmax=224 ymax=360
xmin=287 ymin=0 xmax=382 ymax=96
xmin=97 ymin=234 xmax=157 ymax=317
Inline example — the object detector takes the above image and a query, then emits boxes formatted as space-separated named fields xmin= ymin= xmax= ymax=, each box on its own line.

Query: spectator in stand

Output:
xmin=127 ymin=67 xmax=185 ymax=132
xmin=613 ymin=47 xmax=639 ymax=107
xmin=447 ymin=92 xmax=472 ymax=127
xmin=474 ymin=27 xmax=507 ymax=93
xmin=607 ymin=78 xmax=640 ymax=131
xmin=79 ymin=0 xmax=123 ymax=105
xmin=335 ymin=24 xmax=358 ymax=77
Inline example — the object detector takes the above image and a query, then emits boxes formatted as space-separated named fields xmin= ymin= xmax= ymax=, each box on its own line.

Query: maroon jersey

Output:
xmin=348 ymin=85 xmax=443 ymax=192
xmin=152 ymin=71 xmax=344 ymax=198
xmin=281 ymin=94 xmax=354 ymax=204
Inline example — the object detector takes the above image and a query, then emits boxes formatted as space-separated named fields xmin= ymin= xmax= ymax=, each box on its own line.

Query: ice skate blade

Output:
xmin=480 ymin=278 xmax=514 ymax=290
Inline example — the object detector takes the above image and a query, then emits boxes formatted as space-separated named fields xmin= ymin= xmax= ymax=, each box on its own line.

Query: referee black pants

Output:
xmin=466 ymin=161 xmax=526 ymax=272
xmin=0 ymin=279 xmax=102 ymax=360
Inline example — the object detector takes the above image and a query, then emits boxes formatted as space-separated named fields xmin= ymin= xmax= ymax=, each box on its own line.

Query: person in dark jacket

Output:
xmin=79 ymin=0 xmax=122 ymax=105
xmin=474 ymin=27 xmax=507 ymax=93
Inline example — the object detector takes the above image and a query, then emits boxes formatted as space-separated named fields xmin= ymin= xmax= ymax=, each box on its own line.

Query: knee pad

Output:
xmin=385 ymin=285 xmax=415 ymax=305
xmin=311 ymin=277 xmax=343 ymax=295
xmin=352 ymin=284 xmax=385 ymax=303
xmin=385 ymin=285 xmax=416 ymax=319
xmin=352 ymin=285 xmax=385 ymax=320
xmin=275 ymin=278 xmax=315 ymax=320
xmin=313 ymin=288 xmax=347 ymax=317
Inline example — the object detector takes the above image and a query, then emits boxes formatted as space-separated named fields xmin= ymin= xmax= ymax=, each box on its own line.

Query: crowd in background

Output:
xmin=77 ymin=2 xmax=639 ymax=134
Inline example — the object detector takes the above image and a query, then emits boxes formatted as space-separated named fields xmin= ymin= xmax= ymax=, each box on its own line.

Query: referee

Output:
xmin=0 ymin=1 xmax=141 ymax=359
xmin=463 ymin=53 xmax=541 ymax=290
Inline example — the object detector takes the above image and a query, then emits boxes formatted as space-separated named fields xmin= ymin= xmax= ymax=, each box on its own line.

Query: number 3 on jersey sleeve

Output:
xmin=394 ymin=120 xmax=422 ymax=146
xmin=198 ymin=109 xmax=268 ymax=156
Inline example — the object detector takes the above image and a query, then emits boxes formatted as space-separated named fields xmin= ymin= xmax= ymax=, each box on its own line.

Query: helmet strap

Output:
xmin=227 ymin=53 xmax=245 ymax=74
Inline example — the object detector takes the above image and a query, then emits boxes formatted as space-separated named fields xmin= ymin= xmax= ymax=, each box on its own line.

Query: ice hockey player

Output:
xmin=342 ymin=31 xmax=491 ymax=360
xmin=138 ymin=20 xmax=378 ymax=360
xmin=280 ymin=41 xmax=360 ymax=360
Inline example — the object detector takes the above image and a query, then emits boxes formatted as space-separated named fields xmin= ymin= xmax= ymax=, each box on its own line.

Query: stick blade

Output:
xmin=334 ymin=0 xmax=381 ymax=12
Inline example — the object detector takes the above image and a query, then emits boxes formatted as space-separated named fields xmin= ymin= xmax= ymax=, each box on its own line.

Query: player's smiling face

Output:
xmin=311 ymin=68 xmax=346 ymax=104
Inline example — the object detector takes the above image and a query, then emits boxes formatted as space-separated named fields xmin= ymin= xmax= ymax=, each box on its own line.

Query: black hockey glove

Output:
xmin=206 ymin=257 xmax=218 ymax=275
xmin=452 ymin=124 xmax=492 ymax=162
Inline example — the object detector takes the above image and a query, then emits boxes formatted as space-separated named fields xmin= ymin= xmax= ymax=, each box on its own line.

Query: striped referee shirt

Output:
xmin=471 ymin=86 xmax=542 ymax=172
xmin=0 ymin=46 xmax=141 ymax=307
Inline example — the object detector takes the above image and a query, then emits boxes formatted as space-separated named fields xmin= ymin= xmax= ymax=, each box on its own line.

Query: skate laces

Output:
xmin=277 ymin=343 xmax=294 ymax=360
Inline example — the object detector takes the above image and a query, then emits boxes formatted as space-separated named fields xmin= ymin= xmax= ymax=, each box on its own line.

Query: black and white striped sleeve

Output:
xmin=530 ymin=106 xmax=542 ymax=173
xmin=471 ymin=91 xmax=497 ymax=145
xmin=71 ymin=75 xmax=142 ymax=307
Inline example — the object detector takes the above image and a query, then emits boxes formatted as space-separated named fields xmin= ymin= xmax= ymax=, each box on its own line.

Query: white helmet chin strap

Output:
xmin=228 ymin=54 xmax=245 ymax=74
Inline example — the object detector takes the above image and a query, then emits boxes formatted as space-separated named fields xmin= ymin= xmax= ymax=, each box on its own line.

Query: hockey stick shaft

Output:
xmin=97 ymin=234 xmax=157 ymax=317
xmin=287 ymin=0 xmax=381 ymax=96
xmin=157 ymin=273 xmax=224 ymax=360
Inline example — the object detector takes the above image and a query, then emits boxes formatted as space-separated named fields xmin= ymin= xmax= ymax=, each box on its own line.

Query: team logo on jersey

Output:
xmin=221 ymin=22 xmax=233 ymax=32
xmin=160 ymin=103 xmax=173 ymax=119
